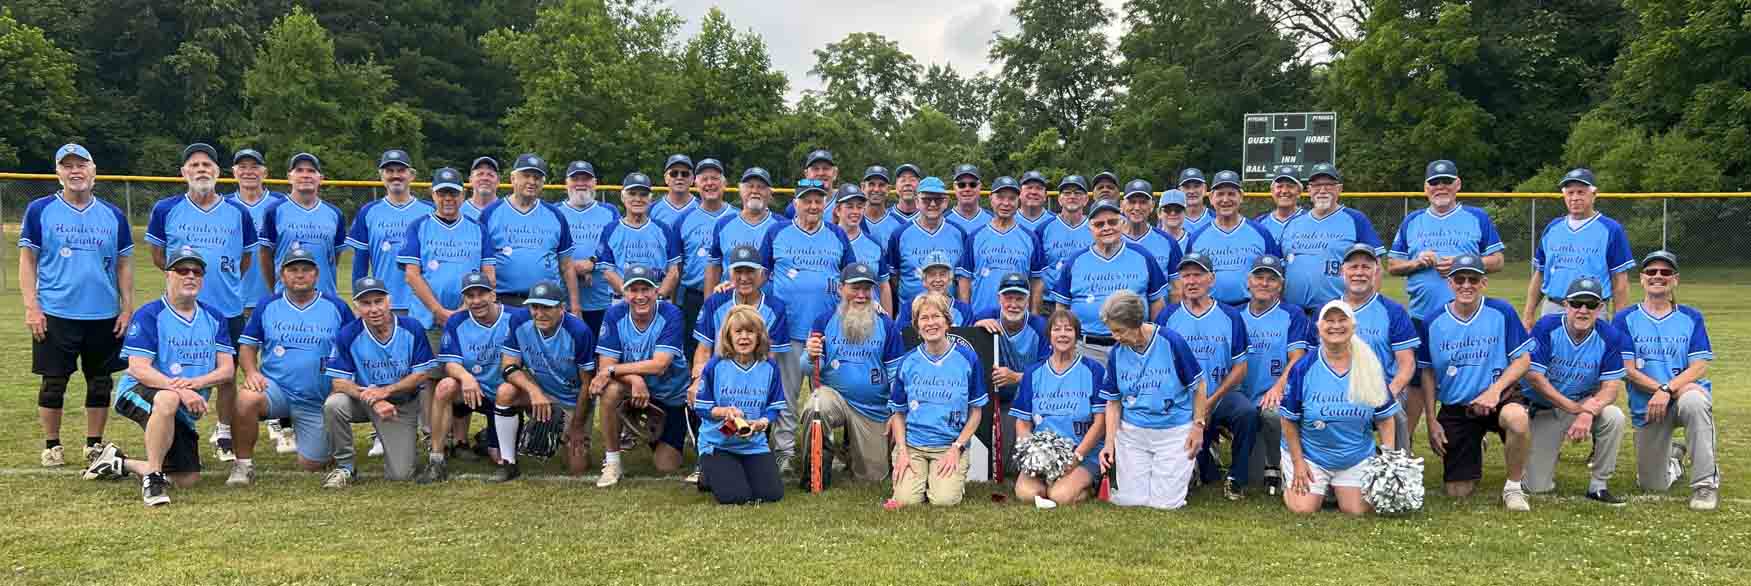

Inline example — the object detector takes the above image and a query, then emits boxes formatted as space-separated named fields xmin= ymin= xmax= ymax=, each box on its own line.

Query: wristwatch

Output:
xmin=951 ymin=440 xmax=966 ymax=451
xmin=604 ymin=364 xmax=617 ymax=378
xmin=1658 ymin=383 xmax=1672 ymax=395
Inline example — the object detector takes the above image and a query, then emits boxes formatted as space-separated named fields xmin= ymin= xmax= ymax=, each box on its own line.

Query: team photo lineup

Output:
xmin=25 ymin=140 xmax=1721 ymax=515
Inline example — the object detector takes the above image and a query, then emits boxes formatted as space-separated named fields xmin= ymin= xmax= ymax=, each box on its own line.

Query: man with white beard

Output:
xmin=559 ymin=161 xmax=621 ymax=334
xmin=801 ymin=263 xmax=907 ymax=482
xmin=704 ymin=168 xmax=780 ymax=295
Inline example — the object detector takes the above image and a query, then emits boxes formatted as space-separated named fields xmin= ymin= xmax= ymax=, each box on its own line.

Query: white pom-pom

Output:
xmin=1014 ymin=431 xmax=1081 ymax=481
xmin=1360 ymin=449 xmax=1425 ymax=514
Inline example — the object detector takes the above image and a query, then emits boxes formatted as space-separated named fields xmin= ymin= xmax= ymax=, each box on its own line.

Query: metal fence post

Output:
xmin=1528 ymin=199 xmax=1537 ymax=258
xmin=1661 ymin=197 xmax=1669 ymax=250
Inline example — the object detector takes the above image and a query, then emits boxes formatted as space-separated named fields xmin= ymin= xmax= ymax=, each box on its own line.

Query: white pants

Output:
xmin=1112 ymin=422 xmax=1196 ymax=510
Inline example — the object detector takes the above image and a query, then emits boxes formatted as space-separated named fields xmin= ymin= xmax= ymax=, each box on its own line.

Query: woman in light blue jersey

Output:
xmin=888 ymin=293 xmax=987 ymax=507
xmin=1280 ymin=301 xmax=1401 ymax=515
xmin=1012 ymin=309 xmax=1106 ymax=506
xmin=694 ymin=306 xmax=786 ymax=505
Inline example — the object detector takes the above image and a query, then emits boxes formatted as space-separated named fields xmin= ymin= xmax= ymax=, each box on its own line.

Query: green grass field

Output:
xmin=2 ymin=247 xmax=1747 ymax=585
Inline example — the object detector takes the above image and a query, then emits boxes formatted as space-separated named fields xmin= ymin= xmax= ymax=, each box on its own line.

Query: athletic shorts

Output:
xmin=1281 ymin=448 xmax=1366 ymax=496
xmin=31 ymin=314 xmax=124 ymax=377
xmin=113 ymin=385 xmax=202 ymax=474
xmin=262 ymin=383 xmax=330 ymax=462
xmin=1436 ymin=385 xmax=1528 ymax=482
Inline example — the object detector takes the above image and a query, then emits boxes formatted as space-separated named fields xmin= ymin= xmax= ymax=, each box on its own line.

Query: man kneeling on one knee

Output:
xmin=489 ymin=280 xmax=597 ymax=482
xmin=1523 ymin=277 xmax=1629 ymax=505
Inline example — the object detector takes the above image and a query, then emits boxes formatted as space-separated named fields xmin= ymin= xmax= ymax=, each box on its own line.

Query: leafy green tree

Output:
xmin=891 ymin=107 xmax=989 ymax=179
xmin=0 ymin=10 xmax=81 ymax=170
xmin=914 ymin=64 xmax=994 ymax=137
xmin=988 ymin=0 xmax=1117 ymax=142
xmin=677 ymin=8 xmax=790 ymax=174
xmin=809 ymin=32 xmax=919 ymax=135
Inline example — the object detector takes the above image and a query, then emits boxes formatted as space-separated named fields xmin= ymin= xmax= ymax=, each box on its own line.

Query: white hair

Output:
xmin=1344 ymin=335 xmax=1388 ymax=408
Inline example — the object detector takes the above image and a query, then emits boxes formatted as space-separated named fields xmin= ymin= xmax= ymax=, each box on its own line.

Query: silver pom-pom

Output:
xmin=1360 ymin=449 xmax=1425 ymax=514
xmin=1015 ymin=431 xmax=1080 ymax=481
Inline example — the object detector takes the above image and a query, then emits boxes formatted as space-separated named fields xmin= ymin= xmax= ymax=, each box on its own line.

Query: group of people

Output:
xmin=23 ymin=141 xmax=1718 ymax=514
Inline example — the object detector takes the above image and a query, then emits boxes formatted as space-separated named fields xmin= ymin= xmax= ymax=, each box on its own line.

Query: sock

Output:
xmin=604 ymin=451 xmax=622 ymax=466
xmin=494 ymin=410 xmax=520 ymax=464
xmin=429 ymin=452 xmax=446 ymax=464
xmin=1504 ymin=479 xmax=1523 ymax=493
xmin=86 ymin=436 xmax=102 ymax=448
xmin=1587 ymin=478 xmax=1608 ymax=493
xmin=215 ymin=423 xmax=232 ymax=439
xmin=236 ymin=458 xmax=253 ymax=467
xmin=45 ymin=439 xmax=61 ymax=449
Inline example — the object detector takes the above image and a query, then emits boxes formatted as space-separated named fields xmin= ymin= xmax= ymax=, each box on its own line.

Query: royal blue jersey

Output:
xmin=694 ymin=357 xmax=788 ymax=456
xmin=1241 ymin=302 xmax=1313 ymax=400
xmin=438 ymin=306 xmax=520 ymax=401
xmin=1348 ymin=293 xmax=1422 ymax=386
xmin=1052 ymin=244 xmax=1169 ymax=336
xmin=229 ymin=191 xmax=286 ymax=308
xmin=972 ymin=309 xmax=1051 ymax=368
xmin=598 ymin=217 xmax=682 ymax=282
xmin=479 ymin=199 xmax=574 ymax=296
xmin=18 ymin=193 xmax=133 ymax=319
xmin=1100 ymin=327 xmax=1204 ymax=429
xmin=1528 ymin=315 xmax=1632 ymax=407
xmin=1614 ymin=304 xmax=1714 ymax=427
xmin=694 ymin=291 xmax=791 ymax=354
xmin=556 ymin=201 xmax=621 ymax=311
xmin=259 ymin=197 xmax=347 ymax=296
xmin=1389 ymin=205 xmax=1505 ymax=318
xmin=146 ymin=194 xmax=259 ymax=317
xmin=597 ymin=302 xmax=690 ymax=406
xmin=947 ymin=207 xmax=993 ymax=235
xmin=239 ymin=291 xmax=354 ymax=404
xmin=396 ymin=215 xmax=493 ymax=328
xmin=118 ymin=298 xmax=235 ymax=425
xmin=813 ymin=311 xmax=908 ymax=422
xmin=674 ymin=204 xmax=737 ymax=292
xmin=708 ymin=212 xmax=780 ymax=272
xmin=502 ymin=310 xmax=597 ymax=408
xmin=1037 ymin=215 xmax=1092 ymax=293
xmin=965 ymin=223 xmax=1046 ymax=316
xmin=1416 ymin=298 xmax=1532 ymax=405
xmin=1532 ymin=213 xmax=1635 ymax=300
xmin=890 ymin=343 xmax=989 ymax=449
xmin=1016 ymin=209 xmax=1055 ymax=233
xmin=866 ymin=211 xmax=911 ymax=250
xmin=1280 ymin=207 xmax=1383 ymax=311
xmin=326 ymin=316 xmax=436 ymax=404
xmin=1253 ymin=209 xmax=1304 ymax=244
xmin=650 ymin=196 xmax=698 ymax=230
xmin=760 ymin=221 xmax=857 ymax=342
xmin=1279 ymin=351 xmax=1402 ymax=470
xmin=886 ymin=221 xmax=972 ymax=305
xmin=345 ymin=197 xmax=436 ymax=310
xmin=1123 ymin=227 xmax=1186 ymax=287
xmin=1012 ymin=355 xmax=1107 ymax=452
xmin=1186 ymin=218 xmax=1282 ymax=305
xmin=1155 ymin=302 xmax=1250 ymax=392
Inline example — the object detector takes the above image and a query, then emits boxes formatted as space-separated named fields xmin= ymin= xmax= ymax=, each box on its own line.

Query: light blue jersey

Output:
xmin=1241 ymin=302 xmax=1313 ymax=400
xmin=480 ymin=199 xmax=573 ymax=296
xmin=438 ymin=306 xmax=520 ymax=401
xmin=239 ymin=291 xmax=354 ymax=404
xmin=597 ymin=302 xmax=690 ymax=406
xmin=1416 ymin=299 xmax=1532 ymax=406
xmin=1016 ymin=209 xmax=1055 ymax=233
xmin=1154 ymin=302 xmax=1250 ymax=392
xmin=117 ymin=298 xmax=234 ymax=426
xmin=1528 ymin=314 xmax=1632 ymax=408
xmin=598 ymin=217 xmax=682 ymax=282
xmin=1011 ymin=355 xmax=1108 ymax=452
xmin=18 ymin=193 xmax=132 ymax=319
xmin=146 ymin=194 xmax=259 ymax=317
xmin=396 ymin=215 xmax=493 ymax=328
xmin=890 ymin=344 xmax=989 ymax=449
xmin=1532 ymin=213 xmax=1635 ymax=301
xmin=345 ymin=197 xmax=436 ymax=310
xmin=1348 ymin=293 xmax=1422 ymax=386
xmin=1279 ymin=351 xmax=1402 ymax=470
xmin=1279 ymin=207 xmax=1383 ymax=311
xmin=556 ymin=201 xmax=621 ymax=311
xmin=1100 ymin=327 xmax=1204 ymax=429
xmin=1614 ymin=304 xmax=1713 ymax=427
xmin=1037 ymin=215 xmax=1092 ymax=292
xmin=229 ymin=191 xmax=286 ymax=308
xmin=1123 ymin=227 xmax=1186 ymax=288
xmin=1253 ymin=209 xmax=1304 ymax=244
xmin=694 ymin=357 xmax=788 ymax=456
xmin=650 ymin=196 xmax=698 ymax=230
xmin=867 ymin=211 xmax=911 ymax=249
xmin=502 ymin=310 xmax=597 ymax=408
xmin=695 ymin=291 xmax=791 ymax=354
xmin=259 ymin=197 xmax=347 ymax=296
xmin=843 ymin=230 xmax=890 ymax=287
xmin=886 ymin=220 xmax=971 ymax=305
xmin=708 ymin=212 xmax=781 ymax=274
xmin=674 ymin=204 xmax=737 ymax=292
xmin=895 ymin=297 xmax=977 ymax=329
xmin=1183 ymin=210 xmax=1214 ymax=234
xmin=972 ymin=309 xmax=1050 ymax=368
xmin=965 ymin=223 xmax=1046 ymax=316
xmin=1389 ymin=205 xmax=1505 ymax=318
xmin=326 ymin=316 xmax=436 ymax=405
xmin=461 ymin=199 xmax=496 ymax=223
xmin=947 ymin=207 xmax=993 ymax=235
xmin=760 ymin=221 xmax=857 ymax=342
xmin=1052 ymin=244 xmax=1169 ymax=337
xmin=813 ymin=311 xmax=908 ymax=422
xmin=1186 ymin=218 xmax=1282 ymax=305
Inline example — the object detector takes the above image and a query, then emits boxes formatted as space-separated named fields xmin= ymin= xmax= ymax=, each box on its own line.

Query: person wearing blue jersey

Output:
xmin=1280 ymin=163 xmax=1384 ymax=312
xmin=674 ymin=158 xmax=737 ymax=357
xmin=652 ymin=154 xmax=698 ymax=228
xmin=891 ymin=163 xmax=923 ymax=223
xmin=1415 ymin=254 xmax=1534 ymax=510
xmin=1038 ymin=176 xmax=1092 ymax=301
xmin=689 ymin=246 xmax=789 ymax=399
xmin=887 ymin=177 xmax=972 ymax=308
xmin=1525 ymin=167 xmax=1635 ymax=329
xmin=1242 ymin=255 xmax=1312 ymax=496
xmin=1011 ymin=309 xmax=1107 ymax=506
xmin=479 ymin=153 xmax=577 ymax=308
xmin=1523 ymin=277 xmax=1630 ymax=504
xmin=1176 ymin=168 xmax=1214 ymax=234
xmin=1155 ymin=188 xmax=1193 ymax=257
xmin=762 ymin=179 xmax=857 ymax=469
xmin=704 ymin=167 xmax=779 ymax=295
xmin=462 ymin=156 xmax=501 ymax=222
xmin=1616 ymin=251 xmax=1718 ymax=511
xmin=1186 ymin=170 xmax=1281 ymax=306
xmin=1120 ymin=179 xmax=1185 ymax=302
xmin=1016 ymin=170 xmax=1054 ymax=232
xmin=259 ymin=153 xmax=347 ymax=297
xmin=1279 ymin=301 xmax=1402 ymax=515
xmin=947 ymin=164 xmax=993 ymax=235
xmin=973 ymin=273 xmax=1052 ymax=391
xmin=1386 ymin=160 xmax=1506 ymax=320
xmin=888 ymin=293 xmax=988 ymax=507
xmin=400 ymin=167 xmax=494 ymax=335
xmin=598 ymin=172 xmax=682 ymax=300
xmin=226 ymin=148 xmax=285 ymax=316
xmin=800 ymin=263 xmax=908 ymax=482
xmin=1154 ymin=252 xmax=1253 ymax=499
xmin=781 ymin=149 xmax=841 ymax=218
xmin=490 ymin=281 xmax=598 ymax=482
xmin=557 ymin=160 xmax=620 ymax=334
xmin=345 ymin=149 xmax=435 ymax=313
xmin=1096 ymin=290 xmax=1206 ymax=510
xmin=229 ymin=249 xmax=355 ymax=484
xmin=1090 ymin=171 xmax=1121 ymax=205
xmin=894 ymin=252 xmax=977 ymax=327
xmin=966 ymin=177 xmax=1046 ymax=316
xmin=82 ymin=248 xmax=233 ymax=506
xmin=20 ymin=143 xmax=134 ymax=468
xmin=147 ymin=143 xmax=259 ymax=462
xmin=591 ymin=266 xmax=692 ymax=487
xmin=1254 ymin=165 xmax=1305 ymax=243
xmin=831 ymin=184 xmax=895 ymax=311
xmin=1052 ymin=201 xmax=1169 ymax=362
xmin=320 ymin=277 xmax=436 ymax=488
xmin=423 ymin=273 xmax=515 ymax=483
xmin=862 ymin=166 xmax=908 ymax=250
xmin=1333 ymin=244 xmax=1422 ymax=450
xmin=694 ymin=306 xmax=789 ymax=505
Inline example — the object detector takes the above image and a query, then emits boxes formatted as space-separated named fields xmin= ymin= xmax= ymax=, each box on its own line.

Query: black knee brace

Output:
xmin=84 ymin=374 xmax=113 ymax=408
xmin=38 ymin=376 xmax=70 ymax=409
xmin=453 ymin=402 xmax=474 ymax=419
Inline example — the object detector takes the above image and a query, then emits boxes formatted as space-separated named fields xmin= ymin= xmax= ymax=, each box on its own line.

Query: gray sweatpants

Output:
xmin=1258 ymin=408 xmax=1283 ymax=471
xmin=1634 ymin=390 xmax=1719 ymax=492
xmin=324 ymin=394 xmax=420 ymax=480
xmin=1525 ymin=405 xmax=1625 ymax=493
xmin=773 ymin=349 xmax=803 ymax=459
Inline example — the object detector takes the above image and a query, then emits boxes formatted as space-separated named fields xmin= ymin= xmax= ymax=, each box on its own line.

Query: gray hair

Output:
xmin=1098 ymin=289 xmax=1147 ymax=331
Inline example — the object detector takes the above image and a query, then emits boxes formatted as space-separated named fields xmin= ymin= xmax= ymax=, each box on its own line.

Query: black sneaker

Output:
xmin=1262 ymin=467 xmax=1283 ymax=496
xmin=487 ymin=461 xmax=521 ymax=483
xmin=416 ymin=459 xmax=449 ymax=485
xmin=1586 ymin=489 xmax=1628 ymax=506
xmin=142 ymin=473 xmax=170 ymax=507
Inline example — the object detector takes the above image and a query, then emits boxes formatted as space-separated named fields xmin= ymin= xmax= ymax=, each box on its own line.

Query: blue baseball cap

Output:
xmin=1178 ymin=168 xmax=1206 ymax=186
xmin=168 ymin=245 xmax=206 ymax=269
xmin=512 ymin=153 xmax=547 ymax=176
xmin=525 ymin=281 xmax=565 ymax=306
xmin=727 ymin=245 xmax=764 ymax=271
xmin=664 ymin=154 xmax=693 ymax=172
xmin=953 ymin=164 xmax=980 ymax=181
xmin=1211 ymin=170 xmax=1243 ymax=190
xmin=1446 ymin=254 xmax=1485 ymax=276
xmin=471 ymin=156 xmax=500 ymax=172
xmin=1020 ymin=170 xmax=1048 ymax=186
xmin=279 ymin=247 xmax=319 ymax=270
xmin=1272 ymin=165 xmax=1301 ymax=186
xmin=895 ymin=163 xmax=923 ymax=179
xmin=55 ymin=143 xmax=93 ymax=164
xmin=1123 ymin=179 xmax=1154 ymax=200
xmin=862 ymin=165 xmax=891 ymax=183
xmin=1250 ymin=254 xmax=1285 ymax=278
xmin=739 ymin=167 xmax=771 ymax=185
xmin=378 ymin=149 xmax=412 ymax=169
xmin=990 ymin=176 xmax=1021 ymax=194
xmin=919 ymin=251 xmax=956 ymax=273
xmin=1088 ymin=200 xmax=1123 ymax=218
xmin=460 ymin=272 xmax=493 ymax=293
xmin=231 ymin=148 xmax=266 ymax=166
xmin=1642 ymin=250 xmax=1679 ymax=271
xmin=1307 ymin=162 xmax=1341 ymax=183
xmin=841 ymin=262 xmax=878 ymax=285
xmin=622 ymin=266 xmax=660 ymax=289
xmin=622 ymin=172 xmax=653 ymax=191
xmin=183 ymin=143 xmax=219 ymax=164
xmin=565 ymin=160 xmax=596 ymax=178
xmin=804 ymin=149 xmax=835 ymax=168
xmin=1091 ymin=171 xmax=1119 ymax=186
xmin=834 ymin=184 xmax=867 ymax=203
xmin=288 ymin=152 xmax=322 ymax=173
xmin=1158 ymin=188 xmax=1188 ymax=208
xmin=1058 ymin=175 xmax=1089 ymax=191
xmin=430 ymin=167 xmax=464 ymax=192
xmin=794 ymin=178 xmax=828 ymax=198
xmin=352 ymin=277 xmax=389 ymax=299
xmin=1425 ymin=160 xmax=1459 ymax=182
xmin=695 ymin=158 xmax=724 ymax=174
xmin=1560 ymin=167 xmax=1595 ymax=188
xmin=1564 ymin=277 xmax=1605 ymax=301
xmin=1179 ymin=251 xmax=1214 ymax=273
xmin=998 ymin=272 xmax=1030 ymax=296
xmin=1342 ymin=243 xmax=1380 ymax=262
xmin=916 ymin=177 xmax=950 ymax=196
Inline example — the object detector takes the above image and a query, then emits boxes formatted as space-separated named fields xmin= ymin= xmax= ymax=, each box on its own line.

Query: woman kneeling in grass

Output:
xmin=1279 ymin=300 xmax=1401 ymax=515
xmin=694 ymin=306 xmax=786 ymax=505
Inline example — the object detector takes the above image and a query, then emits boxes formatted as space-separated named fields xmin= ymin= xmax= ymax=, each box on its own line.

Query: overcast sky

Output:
xmin=666 ymin=0 xmax=1128 ymax=102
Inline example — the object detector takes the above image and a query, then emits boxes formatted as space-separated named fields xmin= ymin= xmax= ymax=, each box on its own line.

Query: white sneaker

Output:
xmin=367 ymin=433 xmax=385 ymax=457
xmin=266 ymin=419 xmax=285 ymax=441
xmin=1503 ymin=486 xmax=1532 ymax=512
xmin=322 ymin=467 xmax=353 ymax=489
xmin=83 ymin=443 xmax=126 ymax=480
xmin=1690 ymin=486 xmax=1719 ymax=511
xmin=41 ymin=445 xmax=65 ymax=467
xmin=226 ymin=461 xmax=255 ymax=487
xmin=596 ymin=461 xmax=622 ymax=488
xmin=215 ymin=438 xmax=236 ymax=462
xmin=777 ymin=455 xmax=793 ymax=475
xmin=276 ymin=428 xmax=298 ymax=455
xmin=684 ymin=468 xmax=701 ymax=484
xmin=83 ymin=444 xmax=101 ymax=463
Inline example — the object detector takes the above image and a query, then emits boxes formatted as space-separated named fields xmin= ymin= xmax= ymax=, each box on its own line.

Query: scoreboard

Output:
xmin=1242 ymin=112 xmax=1336 ymax=182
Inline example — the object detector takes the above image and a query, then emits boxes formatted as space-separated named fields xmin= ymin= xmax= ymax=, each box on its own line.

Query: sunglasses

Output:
xmin=668 ymin=171 xmax=692 ymax=179
xmin=955 ymin=182 xmax=979 ymax=189
xmin=1426 ymin=178 xmax=1457 ymax=186
xmin=1642 ymin=268 xmax=1675 ymax=277
xmin=1566 ymin=299 xmax=1601 ymax=310
xmin=1089 ymin=218 xmax=1124 ymax=229
xmin=171 ymin=266 xmax=205 ymax=277
xmin=920 ymin=197 xmax=947 ymax=204
xmin=1449 ymin=274 xmax=1482 ymax=285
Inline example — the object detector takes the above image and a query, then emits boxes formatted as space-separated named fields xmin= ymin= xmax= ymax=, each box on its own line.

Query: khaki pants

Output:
xmin=1525 ymin=405 xmax=1625 ymax=493
xmin=891 ymin=444 xmax=969 ymax=506
xmin=798 ymin=385 xmax=891 ymax=482
xmin=1634 ymin=389 xmax=1719 ymax=492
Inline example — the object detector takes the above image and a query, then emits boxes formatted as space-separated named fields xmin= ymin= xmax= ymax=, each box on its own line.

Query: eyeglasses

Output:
xmin=172 ymin=266 xmax=205 ymax=277
xmin=1426 ymin=178 xmax=1457 ymax=187
xmin=1642 ymin=268 xmax=1675 ymax=277
xmin=1089 ymin=218 xmax=1123 ymax=229
xmin=1566 ymin=299 xmax=1601 ymax=310
xmin=1449 ymin=274 xmax=1482 ymax=285
xmin=1308 ymin=181 xmax=1341 ymax=190
xmin=955 ymin=182 xmax=979 ymax=189
xmin=668 ymin=171 xmax=692 ymax=179
xmin=920 ymin=197 xmax=947 ymax=205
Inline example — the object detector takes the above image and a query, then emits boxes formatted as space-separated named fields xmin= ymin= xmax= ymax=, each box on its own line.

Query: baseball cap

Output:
xmin=1307 ymin=162 xmax=1341 ymax=183
xmin=841 ymin=262 xmax=877 ymax=285
xmin=430 ymin=167 xmax=464 ymax=192
xmin=279 ymin=247 xmax=319 ymax=270
xmin=622 ymin=172 xmax=653 ymax=191
xmin=1446 ymin=254 xmax=1485 ymax=276
xmin=664 ymin=154 xmax=694 ymax=172
xmin=1123 ymin=179 xmax=1154 ymax=200
xmin=1179 ymin=252 xmax=1214 ymax=273
xmin=895 ymin=163 xmax=923 ymax=179
xmin=168 ymin=245 xmax=206 ymax=269
xmin=55 ymin=143 xmax=93 ymax=164
xmin=182 ymin=143 xmax=219 ymax=164
xmin=739 ymin=167 xmax=771 ymax=185
xmin=863 ymin=165 xmax=891 ymax=183
xmin=794 ymin=179 xmax=828 ymax=198
xmin=471 ymin=156 xmax=500 ymax=172
xmin=352 ymin=277 xmax=389 ymax=300
xmin=727 ymin=245 xmax=764 ymax=271
xmin=696 ymin=158 xmax=724 ymax=174
xmin=1250 ymin=254 xmax=1285 ymax=278
xmin=460 ymin=272 xmax=493 ymax=293
xmin=1564 ymin=277 xmax=1605 ymax=301
xmin=953 ymin=164 xmax=980 ymax=182
xmin=565 ymin=160 xmax=596 ymax=178
xmin=920 ymin=251 xmax=957 ymax=273
xmin=622 ymin=266 xmax=660 ymax=289
xmin=1058 ymin=175 xmax=1089 ymax=192
xmin=512 ymin=153 xmax=547 ymax=176
xmin=1560 ymin=167 xmax=1595 ymax=188
xmin=524 ymin=281 xmax=565 ymax=306
xmin=1342 ymin=243 xmax=1381 ymax=262
xmin=1088 ymin=200 xmax=1122 ymax=219
xmin=804 ymin=149 xmax=835 ymax=168
xmin=998 ymin=272 xmax=1030 ymax=296
xmin=1319 ymin=299 xmax=1357 ymax=321
xmin=1271 ymin=165 xmax=1301 ymax=186
xmin=1641 ymin=250 xmax=1679 ymax=271
xmin=834 ymin=184 xmax=867 ymax=203
xmin=1425 ymin=160 xmax=1459 ymax=182
xmin=288 ymin=152 xmax=322 ymax=173
xmin=1020 ymin=170 xmax=1048 ymax=186
xmin=916 ymin=177 xmax=950 ymax=196
xmin=1211 ymin=170 xmax=1243 ymax=190
xmin=378 ymin=149 xmax=412 ymax=169
xmin=1158 ymin=188 xmax=1188 ymax=209
xmin=231 ymin=148 xmax=265 ymax=166
xmin=1091 ymin=171 xmax=1119 ymax=186
xmin=990 ymin=176 xmax=1021 ymax=194
xmin=1178 ymin=168 xmax=1207 ymax=186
